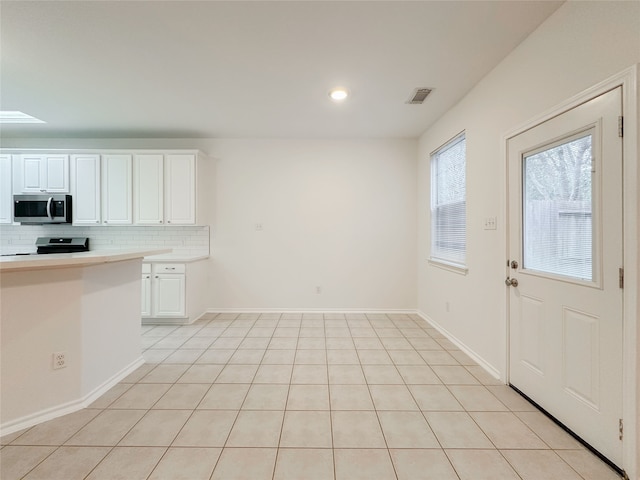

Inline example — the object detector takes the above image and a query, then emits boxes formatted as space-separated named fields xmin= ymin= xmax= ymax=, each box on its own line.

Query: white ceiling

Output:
xmin=0 ymin=1 xmax=563 ymax=139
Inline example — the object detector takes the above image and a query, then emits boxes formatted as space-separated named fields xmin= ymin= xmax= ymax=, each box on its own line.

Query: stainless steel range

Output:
xmin=35 ymin=237 xmax=90 ymax=254
xmin=1 ymin=237 xmax=90 ymax=256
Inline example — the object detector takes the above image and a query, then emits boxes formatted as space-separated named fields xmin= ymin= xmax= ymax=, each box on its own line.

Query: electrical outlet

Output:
xmin=315 ymin=286 xmax=322 ymax=294
xmin=53 ymin=352 xmax=66 ymax=370
xmin=255 ymin=223 xmax=263 ymax=231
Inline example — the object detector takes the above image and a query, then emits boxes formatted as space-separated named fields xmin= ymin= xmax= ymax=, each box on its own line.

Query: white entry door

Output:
xmin=507 ymin=87 xmax=623 ymax=467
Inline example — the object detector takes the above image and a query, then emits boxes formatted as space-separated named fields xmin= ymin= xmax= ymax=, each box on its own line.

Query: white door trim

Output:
xmin=502 ymin=64 xmax=638 ymax=479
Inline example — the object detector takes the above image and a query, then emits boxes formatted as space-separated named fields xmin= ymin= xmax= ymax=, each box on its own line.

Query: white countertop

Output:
xmin=143 ymin=253 xmax=210 ymax=263
xmin=0 ymin=248 xmax=171 ymax=272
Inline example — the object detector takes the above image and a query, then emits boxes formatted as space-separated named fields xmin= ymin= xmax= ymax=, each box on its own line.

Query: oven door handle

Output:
xmin=46 ymin=197 xmax=54 ymax=221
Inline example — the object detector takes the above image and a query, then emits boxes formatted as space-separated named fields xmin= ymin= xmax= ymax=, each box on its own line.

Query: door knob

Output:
xmin=505 ymin=277 xmax=519 ymax=287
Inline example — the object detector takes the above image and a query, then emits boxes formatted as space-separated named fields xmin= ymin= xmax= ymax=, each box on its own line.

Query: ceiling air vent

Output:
xmin=406 ymin=88 xmax=432 ymax=105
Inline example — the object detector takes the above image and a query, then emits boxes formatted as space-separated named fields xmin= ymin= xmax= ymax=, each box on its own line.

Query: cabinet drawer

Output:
xmin=142 ymin=263 xmax=151 ymax=274
xmin=153 ymin=263 xmax=185 ymax=274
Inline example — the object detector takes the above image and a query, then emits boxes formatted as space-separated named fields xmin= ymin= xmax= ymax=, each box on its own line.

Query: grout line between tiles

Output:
xmin=1 ymin=311 xmax=619 ymax=480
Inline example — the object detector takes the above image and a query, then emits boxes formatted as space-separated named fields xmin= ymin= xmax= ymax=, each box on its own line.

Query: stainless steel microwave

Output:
xmin=13 ymin=194 xmax=72 ymax=224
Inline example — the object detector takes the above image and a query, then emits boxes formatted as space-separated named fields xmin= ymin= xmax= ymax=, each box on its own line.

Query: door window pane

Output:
xmin=523 ymin=133 xmax=593 ymax=281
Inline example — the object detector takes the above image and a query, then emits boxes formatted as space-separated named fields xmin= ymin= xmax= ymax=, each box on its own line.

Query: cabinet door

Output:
xmin=153 ymin=274 xmax=186 ymax=317
xmin=44 ymin=155 xmax=69 ymax=192
xmin=0 ymin=155 xmax=12 ymax=223
xmin=165 ymin=154 xmax=195 ymax=225
xmin=141 ymin=274 xmax=152 ymax=317
xmin=20 ymin=155 xmax=46 ymax=192
xmin=18 ymin=154 xmax=69 ymax=193
xmin=102 ymin=154 xmax=132 ymax=225
xmin=71 ymin=154 xmax=101 ymax=225
xmin=134 ymin=154 xmax=164 ymax=225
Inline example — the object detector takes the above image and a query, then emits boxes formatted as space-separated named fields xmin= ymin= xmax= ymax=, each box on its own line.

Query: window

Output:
xmin=522 ymin=132 xmax=593 ymax=281
xmin=430 ymin=132 xmax=466 ymax=268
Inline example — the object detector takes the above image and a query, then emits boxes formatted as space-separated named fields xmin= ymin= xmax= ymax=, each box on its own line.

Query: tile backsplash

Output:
xmin=0 ymin=225 xmax=210 ymax=256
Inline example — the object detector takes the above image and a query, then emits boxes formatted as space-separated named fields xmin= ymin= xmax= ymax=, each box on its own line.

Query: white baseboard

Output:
xmin=415 ymin=310 xmax=503 ymax=382
xmin=143 ymin=309 xmax=210 ymax=326
xmin=0 ymin=356 xmax=145 ymax=437
xmin=1 ymin=309 xmax=502 ymax=437
xmin=206 ymin=308 xmax=418 ymax=314
xmin=142 ymin=317 xmax=190 ymax=325
xmin=80 ymin=356 xmax=146 ymax=408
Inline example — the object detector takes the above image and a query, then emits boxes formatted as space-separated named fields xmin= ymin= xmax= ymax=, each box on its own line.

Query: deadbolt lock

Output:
xmin=510 ymin=260 xmax=519 ymax=269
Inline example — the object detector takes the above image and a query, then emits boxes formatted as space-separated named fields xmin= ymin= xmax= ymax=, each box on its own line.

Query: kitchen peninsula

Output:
xmin=0 ymin=248 xmax=169 ymax=434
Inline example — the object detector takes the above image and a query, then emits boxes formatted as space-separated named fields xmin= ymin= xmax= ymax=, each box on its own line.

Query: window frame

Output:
xmin=429 ymin=131 xmax=468 ymax=273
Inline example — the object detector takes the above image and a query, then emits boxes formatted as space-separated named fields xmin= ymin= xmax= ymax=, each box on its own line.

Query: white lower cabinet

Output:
xmin=154 ymin=273 xmax=186 ymax=317
xmin=141 ymin=264 xmax=152 ymax=317
xmin=143 ymin=263 xmax=186 ymax=318
xmin=142 ymin=261 xmax=209 ymax=324
xmin=141 ymin=262 xmax=204 ymax=324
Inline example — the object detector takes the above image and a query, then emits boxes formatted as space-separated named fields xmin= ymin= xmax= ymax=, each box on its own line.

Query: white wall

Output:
xmin=418 ymin=0 xmax=639 ymax=377
xmin=1 ymin=259 xmax=143 ymax=431
xmin=209 ymin=139 xmax=417 ymax=310
xmin=2 ymin=137 xmax=418 ymax=310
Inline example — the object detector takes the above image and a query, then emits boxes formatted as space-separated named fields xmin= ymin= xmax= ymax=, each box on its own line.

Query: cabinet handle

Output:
xmin=96 ymin=221 xmax=99 ymax=223
xmin=159 ymin=220 xmax=163 ymax=223
xmin=167 ymin=220 xmax=171 ymax=224
xmin=165 ymin=267 xmax=176 ymax=270
xmin=155 ymin=275 xmax=159 ymax=278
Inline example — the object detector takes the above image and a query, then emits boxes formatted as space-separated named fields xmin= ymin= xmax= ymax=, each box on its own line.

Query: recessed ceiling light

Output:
xmin=0 ymin=111 xmax=46 ymax=124
xmin=328 ymin=87 xmax=349 ymax=101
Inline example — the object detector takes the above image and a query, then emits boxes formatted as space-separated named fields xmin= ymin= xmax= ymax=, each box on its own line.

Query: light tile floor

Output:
xmin=1 ymin=312 xmax=622 ymax=480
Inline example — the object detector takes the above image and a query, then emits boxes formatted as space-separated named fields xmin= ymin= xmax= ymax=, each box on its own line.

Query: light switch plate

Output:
xmin=483 ymin=217 xmax=497 ymax=230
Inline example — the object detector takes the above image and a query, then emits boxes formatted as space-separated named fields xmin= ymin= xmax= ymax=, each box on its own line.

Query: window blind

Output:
xmin=431 ymin=133 xmax=466 ymax=266
xmin=523 ymin=133 xmax=593 ymax=281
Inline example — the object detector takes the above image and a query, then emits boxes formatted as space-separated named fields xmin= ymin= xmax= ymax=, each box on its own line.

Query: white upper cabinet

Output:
xmin=165 ymin=153 xmax=196 ymax=225
xmin=16 ymin=154 xmax=69 ymax=193
xmin=22 ymin=156 xmax=43 ymax=192
xmin=134 ymin=154 xmax=164 ymax=225
xmin=70 ymin=154 xmax=101 ymax=225
xmin=45 ymin=155 xmax=69 ymax=191
xmin=134 ymin=152 xmax=201 ymax=226
xmin=102 ymin=154 xmax=132 ymax=225
xmin=0 ymin=155 xmax=12 ymax=224
xmin=3 ymin=148 xmax=210 ymax=227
